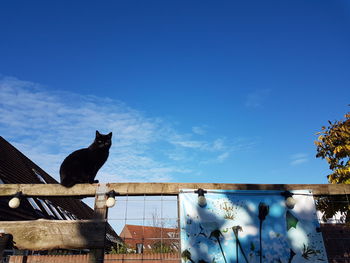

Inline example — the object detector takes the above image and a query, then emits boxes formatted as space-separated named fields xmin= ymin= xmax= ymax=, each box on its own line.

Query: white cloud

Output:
xmin=245 ymin=89 xmax=271 ymax=108
xmin=290 ymin=158 xmax=308 ymax=166
xmin=0 ymin=76 xmax=252 ymax=183
xmin=170 ymin=139 xmax=206 ymax=149
xmin=192 ymin=126 xmax=206 ymax=135
xmin=217 ymin=152 xmax=230 ymax=162
xmin=290 ymin=153 xmax=309 ymax=166
xmin=212 ymin=138 xmax=225 ymax=151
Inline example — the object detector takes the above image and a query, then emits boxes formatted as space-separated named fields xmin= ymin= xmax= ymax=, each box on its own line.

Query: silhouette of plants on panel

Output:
xmin=288 ymin=249 xmax=296 ymax=263
xmin=301 ymin=244 xmax=321 ymax=260
xmin=210 ymin=229 xmax=227 ymax=263
xmin=232 ymin=226 xmax=249 ymax=263
xmin=258 ymin=202 xmax=269 ymax=263
xmin=181 ymin=249 xmax=195 ymax=263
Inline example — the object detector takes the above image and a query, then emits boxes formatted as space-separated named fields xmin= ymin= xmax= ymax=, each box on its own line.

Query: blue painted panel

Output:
xmin=179 ymin=190 xmax=328 ymax=263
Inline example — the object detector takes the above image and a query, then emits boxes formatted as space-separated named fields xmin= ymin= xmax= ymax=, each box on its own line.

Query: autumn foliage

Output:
xmin=315 ymin=112 xmax=350 ymax=184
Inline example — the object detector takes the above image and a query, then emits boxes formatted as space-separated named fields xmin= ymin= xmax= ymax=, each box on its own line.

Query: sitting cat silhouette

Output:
xmin=60 ymin=131 xmax=112 ymax=187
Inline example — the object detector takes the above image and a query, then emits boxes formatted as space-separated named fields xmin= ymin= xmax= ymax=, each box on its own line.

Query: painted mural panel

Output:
xmin=179 ymin=189 xmax=328 ymax=263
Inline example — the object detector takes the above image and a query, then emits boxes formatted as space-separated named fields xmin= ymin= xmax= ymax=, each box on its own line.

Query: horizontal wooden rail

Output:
xmin=0 ymin=219 xmax=106 ymax=250
xmin=0 ymin=183 xmax=349 ymax=196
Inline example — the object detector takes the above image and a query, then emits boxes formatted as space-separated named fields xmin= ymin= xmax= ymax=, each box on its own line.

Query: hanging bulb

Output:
xmin=196 ymin=188 xmax=207 ymax=207
xmin=281 ymin=191 xmax=296 ymax=209
xmin=285 ymin=196 xmax=296 ymax=209
xmin=9 ymin=192 xmax=22 ymax=209
xmin=198 ymin=195 xmax=207 ymax=207
xmin=106 ymin=196 xmax=116 ymax=208
xmin=106 ymin=190 xmax=117 ymax=208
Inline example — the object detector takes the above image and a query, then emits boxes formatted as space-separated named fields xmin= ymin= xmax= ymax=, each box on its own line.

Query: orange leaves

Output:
xmin=315 ymin=111 xmax=350 ymax=184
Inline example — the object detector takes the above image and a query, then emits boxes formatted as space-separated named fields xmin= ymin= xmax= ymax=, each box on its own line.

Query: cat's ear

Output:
xmin=96 ymin=130 xmax=101 ymax=137
xmin=108 ymin=132 xmax=112 ymax=138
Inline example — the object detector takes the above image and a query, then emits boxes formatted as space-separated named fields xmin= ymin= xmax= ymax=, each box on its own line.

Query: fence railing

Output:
xmin=1 ymin=183 xmax=350 ymax=263
xmin=1 ymin=183 xmax=350 ymax=197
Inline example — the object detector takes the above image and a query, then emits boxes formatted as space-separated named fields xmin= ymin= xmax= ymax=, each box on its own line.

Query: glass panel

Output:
xmin=46 ymin=200 xmax=63 ymax=220
xmin=37 ymin=199 xmax=55 ymax=217
xmin=108 ymin=195 xmax=180 ymax=256
xmin=27 ymin=197 xmax=43 ymax=211
xmin=32 ymin=169 xmax=47 ymax=184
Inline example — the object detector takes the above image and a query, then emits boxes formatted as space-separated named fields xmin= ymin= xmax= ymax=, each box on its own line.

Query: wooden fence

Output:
xmin=1 ymin=183 xmax=350 ymax=263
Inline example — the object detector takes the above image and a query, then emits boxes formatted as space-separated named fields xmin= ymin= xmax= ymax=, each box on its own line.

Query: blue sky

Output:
xmin=1 ymin=0 xmax=349 ymax=185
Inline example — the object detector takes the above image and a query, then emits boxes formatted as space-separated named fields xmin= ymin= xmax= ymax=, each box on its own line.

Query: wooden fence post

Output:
xmin=90 ymin=183 xmax=109 ymax=263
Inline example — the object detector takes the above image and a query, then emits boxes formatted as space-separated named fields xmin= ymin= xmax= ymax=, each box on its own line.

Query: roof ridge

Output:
xmin=126 ymin=224 xmax=177 ymax=230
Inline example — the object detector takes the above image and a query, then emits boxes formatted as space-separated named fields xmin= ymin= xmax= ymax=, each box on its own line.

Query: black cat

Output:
xmin=60 ymin=131 xmax=112 ymax=187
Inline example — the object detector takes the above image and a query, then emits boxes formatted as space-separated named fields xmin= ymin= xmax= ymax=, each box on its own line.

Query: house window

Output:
xmin=136 ymin=243 xmax=143 ymax=254
xmin=66 ymin=212 xmax=75 ymax=220
xmin=57 ymin=206 xmax=74 ymax=220
xmin=69 ymin=213 xmax=78 ymax=220
xmin=32 ymin=169 xmax=47 ymax=184
xmin=27 ymin=197 xmax=43 ymax=212
xmin=172 ymin=244 xmax=179 ymax=251
xmin=45 ymin=200 xmax=63 ymax=220
xmin=167 ymin=232 xmax=175 ymax=238
xmin=38 ymin=198 xmax=55 ymax=218
xmin=58 ymin=207 xmax=71 ymax=220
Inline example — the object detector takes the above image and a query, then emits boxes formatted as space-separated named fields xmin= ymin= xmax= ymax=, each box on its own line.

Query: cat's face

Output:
xmin=95 ymin=131 xmax=112 ymax=149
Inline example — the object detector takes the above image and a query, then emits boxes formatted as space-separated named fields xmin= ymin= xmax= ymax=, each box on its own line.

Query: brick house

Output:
xmin=119 ymin=224 xmax=179 ymax=253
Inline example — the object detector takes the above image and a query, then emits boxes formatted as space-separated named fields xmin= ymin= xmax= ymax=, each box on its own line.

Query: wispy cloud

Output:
xmin=213 ymin=139 xmax=225 ymax=151
xmin=216 ymin=152 xmax=230 ymax=162
xmin=245 ymin=89 xmax=271 ymax=109
xmin=170 ymin=139 xmax=206 ymax=149
xmin=290 ymin=153 xmax=309 ymax=166
xmin=0 ymin=76 xmax=255 ymax=182
xmin=192 ymin=126 xmax=206 ymax=135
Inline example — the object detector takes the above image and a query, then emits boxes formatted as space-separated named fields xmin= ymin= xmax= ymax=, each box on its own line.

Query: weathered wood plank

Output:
xmin=0 ymin=219 xmax=106 ymax=250
xmin=0 ymin=183 xmax=349 ymax=196
xmin=0 ymin=183 xmax=96 ymax=197
xmin=90 ymin=184 xmax=109 ymax=263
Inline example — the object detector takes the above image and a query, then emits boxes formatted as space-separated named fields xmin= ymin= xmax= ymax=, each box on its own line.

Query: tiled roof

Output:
xmin=121 ymin=224 xmax=178 ymax=239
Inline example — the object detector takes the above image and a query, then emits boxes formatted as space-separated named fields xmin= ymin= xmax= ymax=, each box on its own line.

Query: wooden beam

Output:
xmin=0 ymin=219 xmax=106 ymax=251
xmin=90 ymin=184 xmax=109 ymax=263
xmin=106 ymin=182 xmax=350 ymax=195
xmin=0 ymin=183 xmax=96 ymax=197
xmin=0 ymin=183 xmax=349 ymax=197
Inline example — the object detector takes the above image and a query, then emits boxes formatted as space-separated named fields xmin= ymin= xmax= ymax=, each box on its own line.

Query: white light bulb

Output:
xmin=198 ymin=196 xmax=207 ymax=207
xmin=9 ymin=197 xmax=21 ymax=209
xmin=285 ymin=196 xmax=296 ymax=209
xmin=106 ymin=197 xmax=116 ymax=208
